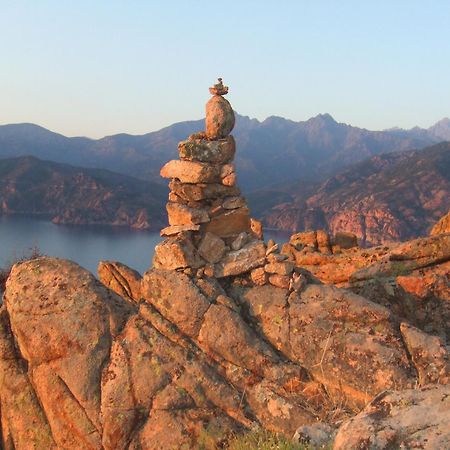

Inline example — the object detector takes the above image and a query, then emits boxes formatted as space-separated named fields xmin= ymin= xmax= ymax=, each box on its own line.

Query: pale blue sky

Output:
xmin=1 ymin=0 xmax=449 ymax=138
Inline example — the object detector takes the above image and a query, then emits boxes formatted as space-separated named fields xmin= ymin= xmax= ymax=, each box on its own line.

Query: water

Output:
xmin=0 ymin=215 xmax=161 ymax=275
xmin=0 ymin=215 xmax=291 ymax=276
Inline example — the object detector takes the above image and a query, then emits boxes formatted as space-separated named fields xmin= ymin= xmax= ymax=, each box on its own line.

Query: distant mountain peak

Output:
xmin=317 ymin=113 xmax=335 ymax=121
xmin=309 ymin=113 xmax=337 ymax=124
xmin=262 ymin=115 xmax=293 ymax=124
xmin=428 ymin=117 xmax=450 ymax=141
xmin=431 ymin=117 xmax=450 ymax=127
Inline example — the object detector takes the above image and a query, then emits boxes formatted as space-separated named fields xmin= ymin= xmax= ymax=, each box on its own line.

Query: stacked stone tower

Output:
xmin=154 ymin=79 xmax=299 ymax=288
xmin=154 ymin=79 xmax=268 ymax=278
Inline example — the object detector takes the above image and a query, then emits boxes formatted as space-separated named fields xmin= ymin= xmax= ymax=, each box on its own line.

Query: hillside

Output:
xmin=0 ymin=156 xmax=167 ymax=229
xmin=254 ymin=142 xmax=450 ymax=245
xmin=0 ymin=113 xmax=445 ymax=191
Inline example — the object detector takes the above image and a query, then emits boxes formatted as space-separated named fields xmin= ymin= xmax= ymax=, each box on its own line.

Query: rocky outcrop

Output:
xmin=280 ymin=230 xmax=450 ymax=342
xmin=230 ymin=283 xmax=415 ymax=407
xmin=1 ymin=83 xmax=449 ymax=449
xmin=1 ymin=257 xmax=325 ymax=448
xmin=2 ymin=251 xmax=448 ymax=448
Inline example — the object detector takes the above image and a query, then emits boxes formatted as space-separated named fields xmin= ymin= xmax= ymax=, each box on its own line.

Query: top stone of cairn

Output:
xmin=209 ymin=77 xmax=228 ymax=96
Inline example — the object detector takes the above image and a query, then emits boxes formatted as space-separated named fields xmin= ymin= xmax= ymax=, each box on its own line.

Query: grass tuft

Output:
xmin=226 ymin=428 xmax=320 ymax=450
xmin=0 ymin=245 xmax=43 ymax=291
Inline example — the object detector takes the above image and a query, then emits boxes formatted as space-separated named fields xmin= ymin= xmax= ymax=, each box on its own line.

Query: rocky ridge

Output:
xmin=0 ymin=82 xmax=448 ymax=449
xmin=256 ymin=143 xmax=450 ymax=245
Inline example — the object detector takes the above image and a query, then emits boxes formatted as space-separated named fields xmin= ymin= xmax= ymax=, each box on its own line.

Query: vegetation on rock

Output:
xmin=0 ymin=245 xmax=41 ymax=291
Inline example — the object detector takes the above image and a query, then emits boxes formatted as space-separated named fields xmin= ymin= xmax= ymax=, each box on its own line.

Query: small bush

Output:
xmin=226 ymin=429 xmax=314 ymax=450
xmin=0 ymin=246 xmax=42 ymax=291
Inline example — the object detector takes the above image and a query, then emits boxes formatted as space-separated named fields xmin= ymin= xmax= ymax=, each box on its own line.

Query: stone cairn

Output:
xmin=154 ymin=78 xmax=302 ymax=289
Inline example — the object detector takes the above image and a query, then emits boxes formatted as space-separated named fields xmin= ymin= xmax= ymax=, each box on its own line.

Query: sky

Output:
xmin=1 ymin=0 xmax=450 ymax=138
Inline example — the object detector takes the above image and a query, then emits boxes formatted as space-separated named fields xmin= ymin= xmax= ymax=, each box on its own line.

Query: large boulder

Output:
xmin=288 ymin=285 xmax=414 ymax=406
xmin=2 ymin=257 xmax=133 ymax=448
xmin=333 ymin=385 xmax=450 ymax=450
xmin=233 ymin=283 xmax=415 ymax=407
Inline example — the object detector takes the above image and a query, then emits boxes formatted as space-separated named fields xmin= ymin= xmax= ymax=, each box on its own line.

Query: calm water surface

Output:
xmin=0 ymin=215 xmax=291 ymax=276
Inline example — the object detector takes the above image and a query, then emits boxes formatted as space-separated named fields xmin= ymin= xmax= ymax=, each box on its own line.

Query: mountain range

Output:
xmin=0 ymin=115 xmax=449 ymax=241
xmin=1 ymin=114 xmax=449 ymax=191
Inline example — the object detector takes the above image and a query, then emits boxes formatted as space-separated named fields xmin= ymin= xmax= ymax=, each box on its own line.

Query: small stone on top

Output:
xmin=209 ymin=78 xmax=229 ymax=96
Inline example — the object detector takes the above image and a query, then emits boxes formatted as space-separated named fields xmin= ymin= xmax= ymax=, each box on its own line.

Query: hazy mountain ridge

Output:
xmin=255 ymin=142 xmax=450 ymax=245
xmin=386 ymin=117 xmax=450 ymax=142
xmin=0 ymin=156 xmax=167 ymax=229
xmin=1 ymin=113 xmax=447 ymax=191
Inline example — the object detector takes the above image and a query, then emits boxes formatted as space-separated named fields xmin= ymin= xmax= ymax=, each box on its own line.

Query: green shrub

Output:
xmin=226 ymin=428 xmax=315 ymax=450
